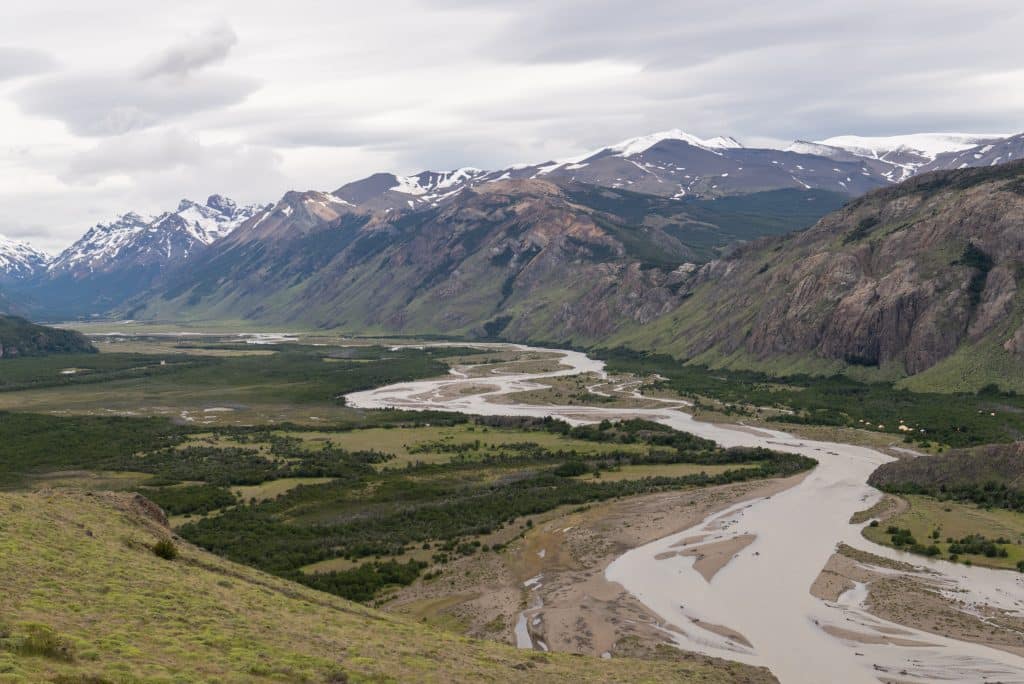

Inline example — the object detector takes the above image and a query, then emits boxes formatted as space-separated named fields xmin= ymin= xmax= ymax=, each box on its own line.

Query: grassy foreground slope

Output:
xmin=0 ymin=490 xmax=771 ymax=683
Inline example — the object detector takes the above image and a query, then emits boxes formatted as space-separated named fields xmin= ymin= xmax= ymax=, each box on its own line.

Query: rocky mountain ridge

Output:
xmin=134 ymin=179 xmax=839 ymax=335
xmin=610 ymin=160 xmax=1024 ymax=390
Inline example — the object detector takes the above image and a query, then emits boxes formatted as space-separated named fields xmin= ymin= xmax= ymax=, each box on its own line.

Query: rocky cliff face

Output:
xmin=617 ymin=161 xmax=1024 ymax=383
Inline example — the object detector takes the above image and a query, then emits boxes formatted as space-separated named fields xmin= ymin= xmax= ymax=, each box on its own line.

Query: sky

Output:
xmin=1 ymin=0 xmax=1022 ymax=253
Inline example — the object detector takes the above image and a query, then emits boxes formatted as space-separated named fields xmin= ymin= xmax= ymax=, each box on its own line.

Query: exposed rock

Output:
xmin=619 ymin=161 xmax=1024 ymax=377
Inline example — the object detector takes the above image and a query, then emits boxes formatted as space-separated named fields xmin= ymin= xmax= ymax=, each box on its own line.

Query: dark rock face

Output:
xmin=643 ymin=161 xmax=1024 ymax=375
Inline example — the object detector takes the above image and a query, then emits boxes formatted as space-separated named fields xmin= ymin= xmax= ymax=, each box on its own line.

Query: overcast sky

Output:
xmin=1 ymin=0 xmax=1022 ymax=252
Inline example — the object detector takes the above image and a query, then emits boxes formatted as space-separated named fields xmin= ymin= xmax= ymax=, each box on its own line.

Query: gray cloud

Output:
xmin=138 ymin=23 xmax=238 ymax=79
xmin=16 ymin=71 xmax=257 ymax=136
xmin=63 ymin=127 xmax=282 ymax=186
xmin=12 ymin=22 xmax=254 ymax=137
xmin=0 ymin=46 xmax=55 ymax=81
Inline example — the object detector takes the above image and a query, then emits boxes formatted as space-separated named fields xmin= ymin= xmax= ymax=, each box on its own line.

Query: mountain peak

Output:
xmin=601 ymin=129 xmax=743 ymax=158
xmin=0 ymin=234 xmax=48 ymax=280
xmin=817 ymin=133 xmax=1011 ymax=161
xmin=206 ymin=194 xmax=237 ymax=216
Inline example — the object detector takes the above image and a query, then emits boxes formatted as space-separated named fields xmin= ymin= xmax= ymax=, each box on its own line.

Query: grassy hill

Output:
xmin=0 ymin=315 xmax=95 ymax=358
xmin=0 ymin=489 xmax=773 ymax=683
xmin=868 ymin=442 xmax=1024 ymax=507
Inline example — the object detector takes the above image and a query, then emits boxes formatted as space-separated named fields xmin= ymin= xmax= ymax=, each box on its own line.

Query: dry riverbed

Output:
xmin=383 ymin=474 xmax=803 ymax=667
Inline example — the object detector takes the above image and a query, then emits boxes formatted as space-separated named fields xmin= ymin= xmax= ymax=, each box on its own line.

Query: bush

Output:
xmin=12 ymin=624 xmax=74 ymax=661
xmin=152 ymin=538 xmax=179 ymax=560
xmin=553 ymin=461 xmax=589 ymax=477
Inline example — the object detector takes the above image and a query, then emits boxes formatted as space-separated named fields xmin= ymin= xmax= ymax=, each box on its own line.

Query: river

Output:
xmin=346 ymin=344 xmax=1024 ymax=683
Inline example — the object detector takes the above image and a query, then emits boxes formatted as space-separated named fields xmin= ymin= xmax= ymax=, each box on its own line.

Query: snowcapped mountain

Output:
xmin=815 ymin=133 xmax=1011 ymax=181
xmin=332 ymin=129 xmax=1024 ymax=211
xmin=6 ymin=126 xmax=1024 ymax=322
xmin=48 ymin=195 xmax=262 ymax=278
xmin=334 ymin=129 xmax=890 ymax=209
xmin=8 ymin=195 xmax=264 ymax=320
xmin=0 ymin=235 xmax=48 ymax=282
xmin=919 ymin=132 xmax=1024 ymax=172
xmin=334 ymin=168 xmax=487 ymax=211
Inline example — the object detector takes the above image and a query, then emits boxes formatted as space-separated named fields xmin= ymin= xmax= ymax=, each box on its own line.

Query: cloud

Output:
xmin=138 ymin=23 xmax=238 ymax=79
xmin=0 ymin=46 xmax=55 ymax=81
xmin=0 ymin=127 xmax=287 ymax=253
xmin=63 ymin=127 xmax=282 ymax=187
xmin=12 ymin=22 xmax=255 ymax=137
xmin=16 ymin=71 xmax=257 ymax=136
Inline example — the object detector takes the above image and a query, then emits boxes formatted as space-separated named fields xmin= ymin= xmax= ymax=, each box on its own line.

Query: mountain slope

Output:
xmin=131 ymin=180 xmax=843 ymax=339
xmin=611 ymin=161 xmax=1024 ymax=390
xmin=0 ymin=315 xmax=95 ymax=358
xmin=0 ymin=489 xmax=770 ymax=682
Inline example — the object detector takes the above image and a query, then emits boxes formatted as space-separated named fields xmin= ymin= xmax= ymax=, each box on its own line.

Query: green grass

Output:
xmin=0 ymin=343 xmax=468 ymax=426
xmin=599 ymin=347 xmax=1024 ymax=448
xmin=173 ymin=418 xmax=813 ymax=602
xmin=232 ymin=477 xmax=337 ymax=502
xmin=285 ymin=424 xmax=649 ymax=469
xmin=863 ymin=495 xmax=1024 ymax=571
xmin=0 ymin=489 xmax=768 ymax=682
xmin=573 ymin=462 xmax=761 ymax=482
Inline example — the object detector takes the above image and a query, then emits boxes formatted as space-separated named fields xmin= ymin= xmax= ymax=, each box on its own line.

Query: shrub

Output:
xmin=152 ymin=538 xmax=179 ymax=560
xmin=553 ymin=461 xmax=589 ymax=477
xmin=13 ymin=624 xmax=74 ymax=661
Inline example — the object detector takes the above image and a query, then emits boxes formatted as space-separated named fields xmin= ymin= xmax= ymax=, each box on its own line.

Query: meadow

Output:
xmin=863 ymin=495 xmax=1024 ymax=571
xmin=601 ymin=348 xmax=1024 ymax=448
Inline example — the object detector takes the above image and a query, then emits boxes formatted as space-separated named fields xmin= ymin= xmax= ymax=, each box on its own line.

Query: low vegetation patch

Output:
xmin=862 ymin=495 xmax=1024 ymax=571
xmin=177 ymin=417 xmax=814 ymax=602
xmin=602 ymin=348 xmax=1024 ymax=448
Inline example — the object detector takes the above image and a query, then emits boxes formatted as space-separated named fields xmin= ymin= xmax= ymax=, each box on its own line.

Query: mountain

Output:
xmin=0 ymin=234 xmax=48 ymax=283
xmin=611 ymin=160 xmax=1024 ymax=391
xmin=329 ymin=130 xmax=1024 ymax=214
xmin=334 ymin=168 xmax=488 ymax=211
xmin=815 ymin=133 xmax=1010 ymax=181
xmin=920 ymin=133 xmax=1024 ymax=173
xmin=10 ymin=127 xmax=1024 ymax=325
xmin=129 ymin=179 xmax=844 ymax=335
xmin=48 ymin=194 xmax=260 ymax=278
xmin=0 ymin=314 xmax=96 ymax=358
xmin=9 ymin=195 xmax=263 ymax=320
xmin=332 ymin=129 xmax=896 ymax=211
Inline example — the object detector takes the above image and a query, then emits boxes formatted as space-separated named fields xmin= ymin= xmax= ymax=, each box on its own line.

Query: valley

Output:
xmin=1 ymin=330 xmax=1023 ymax=682
xmin=4 ymin=6 xmax=1023 ymax=682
